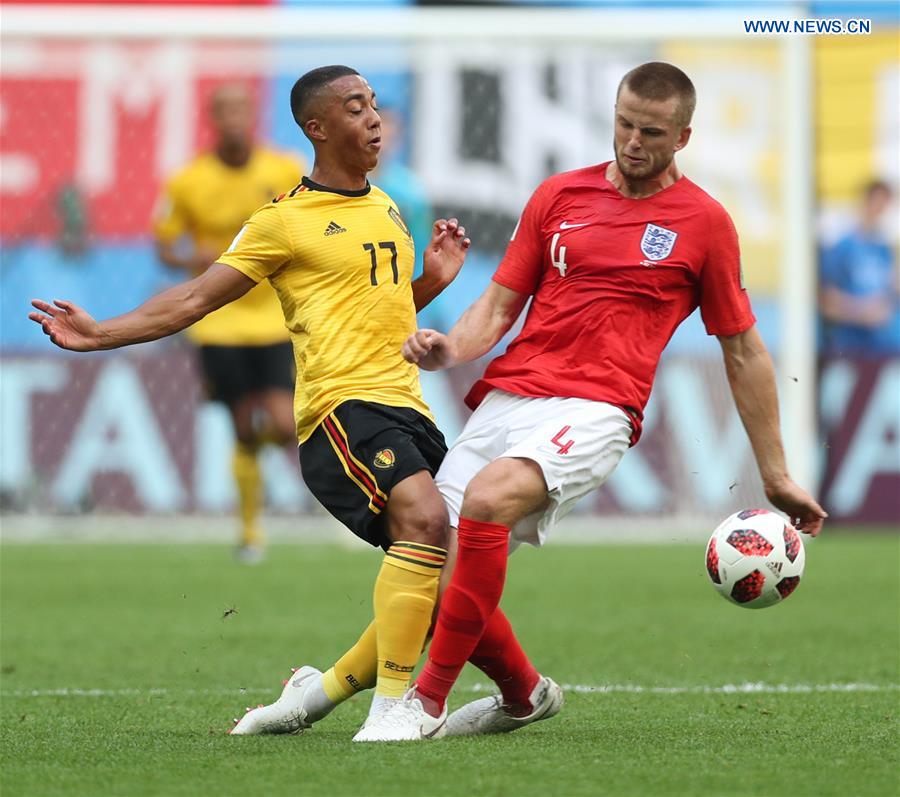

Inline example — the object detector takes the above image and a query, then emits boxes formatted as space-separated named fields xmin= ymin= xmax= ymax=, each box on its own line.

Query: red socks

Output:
xmin=470 ymin=607 xmax=540 ymax=709
xmin=416 ymin=517 xmax=510 ymax=709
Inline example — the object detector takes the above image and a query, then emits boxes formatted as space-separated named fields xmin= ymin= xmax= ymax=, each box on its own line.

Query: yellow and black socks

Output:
xmin=232 ymin=442 xmax=263 ymax=547
xmin=318 ymin=542 xmax=446 ymax=715
xmin=373 ymin=542 xmax=447 ymax=698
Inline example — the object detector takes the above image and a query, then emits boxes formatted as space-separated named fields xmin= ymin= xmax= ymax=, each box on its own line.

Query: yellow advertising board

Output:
xmin=816 ymin=32 xmax=899 ymax=202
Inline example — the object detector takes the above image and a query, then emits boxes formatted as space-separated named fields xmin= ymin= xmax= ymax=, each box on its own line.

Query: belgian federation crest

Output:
xmin=373 ymin=449 xmax=396 ymax=469
xmin=640 ymin=223 xmax=678 ymax=261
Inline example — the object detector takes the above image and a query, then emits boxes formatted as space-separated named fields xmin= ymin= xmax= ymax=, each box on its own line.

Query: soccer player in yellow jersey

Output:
xmin=153 ymin=83 xmax=304 ymax=563
xmin=29 ymin=65 xmax=469 ymax=739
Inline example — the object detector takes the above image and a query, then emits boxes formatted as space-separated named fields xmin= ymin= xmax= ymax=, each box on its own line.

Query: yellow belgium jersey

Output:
xmin=216 ymin=177 xmax=433 ymax=443
xmin=153 ymin=147 xmax=304 ymax=346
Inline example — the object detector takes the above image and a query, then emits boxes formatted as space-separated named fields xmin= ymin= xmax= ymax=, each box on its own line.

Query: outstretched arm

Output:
xmin=719 ymin=325 xmax=827 ymax=535
xmin=403 ymin=280 xmax=529 ymax=370
xmin=29 ymin=263 xmax=255 ymax=352
xmin=412 ymin=218 xmax=471 ymax=312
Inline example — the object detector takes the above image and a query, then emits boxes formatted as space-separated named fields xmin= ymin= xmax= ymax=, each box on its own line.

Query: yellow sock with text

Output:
xmin=321 ymin=621 xmax=378 ymax=704
xmin=373 ymin=542 xmax=446 ymax=698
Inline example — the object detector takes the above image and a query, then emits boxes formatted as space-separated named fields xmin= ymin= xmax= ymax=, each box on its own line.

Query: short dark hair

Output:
xmin=618 ymin=62 xmax=696 ymax=128
xmin=290 ymin=65 xmax=360 ymax=134
xmin=864 ymin=179 xmax=892 ymax=201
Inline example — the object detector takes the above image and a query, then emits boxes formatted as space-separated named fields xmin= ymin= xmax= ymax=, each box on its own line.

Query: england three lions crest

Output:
xmin=640 ymin=223 xmax=678 ymax=261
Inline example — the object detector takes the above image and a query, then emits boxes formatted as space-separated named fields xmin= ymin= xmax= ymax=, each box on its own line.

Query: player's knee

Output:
xmin=266 ymin=396 xmax=296 ymax=442
xmin=461 ymin=459 xmax=546 ymax=525
xmin=460 ymin=479 xmax=499 ymax=523
xmin=234 ymin=430 xmax=258 ymax=449
xmin=461 ymin=465 xmax=514 ymax=521
xmin=270 ymin=422 xmax=295 ymax=446
xmin=232 ymin=418 xmax=257 ymax=447
xmin=390 ymin=499 xmax=449 ymax=549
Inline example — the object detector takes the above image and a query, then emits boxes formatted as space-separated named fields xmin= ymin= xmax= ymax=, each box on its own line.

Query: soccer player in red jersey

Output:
xmin=357 ymin=61 xmax=828 ymax=741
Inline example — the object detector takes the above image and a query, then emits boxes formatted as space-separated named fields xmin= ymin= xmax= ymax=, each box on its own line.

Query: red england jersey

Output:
xmin=466 ymin=162 xmax=755 ymax=443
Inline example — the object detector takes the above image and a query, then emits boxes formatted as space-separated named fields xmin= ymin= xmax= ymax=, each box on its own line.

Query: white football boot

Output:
xmin=352 ymin=688 xmax=447 ymax=742
xmin=445 ymin=675 xmax=563 ymax=737
xmin=350 ymin=695 xmax=400 ymax=739
xmin=229 ymin=665 xmax=322 ymax=735
xmin=234 ymin=544 xmax=266 ymax=566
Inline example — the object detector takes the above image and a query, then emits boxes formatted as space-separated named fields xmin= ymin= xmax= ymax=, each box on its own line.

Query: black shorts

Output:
xmin=299 ymin=401 xmax=447 ymax=549
xmin=199 ymin=342 xmax=294 ymax=405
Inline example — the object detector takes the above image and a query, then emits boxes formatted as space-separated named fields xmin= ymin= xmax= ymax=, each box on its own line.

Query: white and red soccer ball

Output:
xmin=706 ymin=509 xmax=805 ymax=609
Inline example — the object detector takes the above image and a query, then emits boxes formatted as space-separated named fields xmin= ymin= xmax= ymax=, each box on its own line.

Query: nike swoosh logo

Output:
xmin=559 ymin=222 xmax=589 ymax=230
xmin=423 ymin=719 xmax=446 ymax=739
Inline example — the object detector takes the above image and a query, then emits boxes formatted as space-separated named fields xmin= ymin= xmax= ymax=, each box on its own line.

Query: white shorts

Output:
xmin=435 ymin=389 xmax=632 ymax=548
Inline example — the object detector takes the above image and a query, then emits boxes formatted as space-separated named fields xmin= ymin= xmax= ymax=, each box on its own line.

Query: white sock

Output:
xmin=297 ymin=675 xmax=337 ymax=723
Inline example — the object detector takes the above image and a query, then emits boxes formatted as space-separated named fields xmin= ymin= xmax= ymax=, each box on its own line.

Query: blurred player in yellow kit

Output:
xmin=153 ymin=84 xmax=304 ymax=563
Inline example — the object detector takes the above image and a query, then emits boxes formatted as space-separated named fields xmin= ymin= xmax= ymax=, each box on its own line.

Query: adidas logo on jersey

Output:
xmin=324 ymin=221 xmax=347 ymax=236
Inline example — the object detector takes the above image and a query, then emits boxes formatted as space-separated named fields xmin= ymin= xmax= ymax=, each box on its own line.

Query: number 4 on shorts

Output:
xmin=551 ymin=426 xmax=574 ymax=454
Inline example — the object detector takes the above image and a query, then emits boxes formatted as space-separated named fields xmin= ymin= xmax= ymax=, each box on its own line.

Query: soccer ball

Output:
xmin=705 ymin=509 xmax=805 ymax=609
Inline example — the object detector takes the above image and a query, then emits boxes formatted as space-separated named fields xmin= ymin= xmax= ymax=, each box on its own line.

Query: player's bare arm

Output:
xmin=403 ymin=280 xmax=528 ymax=370
xmin=412 ymin=217 xmax=471 ymax=311
xmin=718 ymin=325 xmax=827 ymax=536
xmin=28 ymin=263 xmax=255 ymax=352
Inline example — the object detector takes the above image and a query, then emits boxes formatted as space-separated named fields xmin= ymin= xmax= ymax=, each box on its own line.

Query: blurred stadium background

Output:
xmin=1 ymin=0 xmax=898 ymax=541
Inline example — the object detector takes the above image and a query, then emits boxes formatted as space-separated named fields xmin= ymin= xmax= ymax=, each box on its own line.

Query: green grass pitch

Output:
xmin=1 ymin=533 xmax=897 ymax=796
